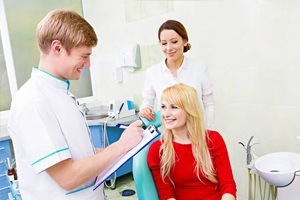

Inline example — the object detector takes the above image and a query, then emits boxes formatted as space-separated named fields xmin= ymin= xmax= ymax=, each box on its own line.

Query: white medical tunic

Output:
xmin=8 ymin=67 xmax=105 ymax=200
xmin=141 ymin=56 xmax=214 ymax=127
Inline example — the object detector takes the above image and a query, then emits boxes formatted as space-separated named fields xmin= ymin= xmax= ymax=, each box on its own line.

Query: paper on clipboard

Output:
xmin=93 ymin=125 xmax=160 ymax=190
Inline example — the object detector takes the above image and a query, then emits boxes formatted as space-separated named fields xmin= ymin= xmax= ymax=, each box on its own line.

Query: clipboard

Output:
xmin=93 ymin=125 xmax=160 ymax=190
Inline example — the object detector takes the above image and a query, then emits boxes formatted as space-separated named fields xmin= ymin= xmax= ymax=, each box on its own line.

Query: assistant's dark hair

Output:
xmin=158 ymin=20 xmax=191 ymax=52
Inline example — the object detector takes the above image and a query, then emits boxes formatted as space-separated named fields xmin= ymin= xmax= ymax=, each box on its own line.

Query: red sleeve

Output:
xmin=147 ymin=141 xmax=176 ymax=200
xmin=208 ymin=130 xmax=237 ymax=198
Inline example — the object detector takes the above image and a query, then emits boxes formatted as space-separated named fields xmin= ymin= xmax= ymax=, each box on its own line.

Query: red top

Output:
xmin=147 ymin=130 xmax=236 ymax=200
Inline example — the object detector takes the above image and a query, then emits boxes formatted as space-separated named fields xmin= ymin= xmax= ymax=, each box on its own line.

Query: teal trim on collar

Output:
xmin=31 ymin=147 xmax=69 ymax=166
xmin=65 ymin=185 xmax=94 ymax=195
xmin=33 ymin=67 xmax=70 ymax=89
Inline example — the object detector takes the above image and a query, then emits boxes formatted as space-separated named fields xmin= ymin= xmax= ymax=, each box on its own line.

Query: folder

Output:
xmin=93 ymin=125 xmax=160 ymax=190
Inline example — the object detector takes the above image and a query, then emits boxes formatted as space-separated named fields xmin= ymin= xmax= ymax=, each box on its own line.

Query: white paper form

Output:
xmin=93 ymin=125 xmax=160 ymax=190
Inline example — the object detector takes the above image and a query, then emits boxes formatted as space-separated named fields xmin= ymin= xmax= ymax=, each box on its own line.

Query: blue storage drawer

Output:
xmin=0 ymin=187 xmax=11 ymax=200
xmin=0 ymin=140 xmax=13 ymax=200
xmin=0 ymin=140 xmax=12 ymax=160
xmin=0 ymin=173 xmax=9 ymax=187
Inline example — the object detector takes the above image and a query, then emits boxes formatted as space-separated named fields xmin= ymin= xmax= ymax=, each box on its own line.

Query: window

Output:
xmin=0 ymin=35 xmax=11 ymax=111
xmin=0 ymin=0 xmax=93 ymax=116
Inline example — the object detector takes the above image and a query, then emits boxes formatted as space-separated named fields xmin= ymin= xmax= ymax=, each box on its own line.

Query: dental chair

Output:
xmin=132 ymin=138 xmax=159 ymax=200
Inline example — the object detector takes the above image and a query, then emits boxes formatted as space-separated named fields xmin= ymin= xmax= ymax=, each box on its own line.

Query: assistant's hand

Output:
xmin=119 ymin=120 xmax=144 ymax=152
xmin=139 ymin=107 xmax=155 ymax=120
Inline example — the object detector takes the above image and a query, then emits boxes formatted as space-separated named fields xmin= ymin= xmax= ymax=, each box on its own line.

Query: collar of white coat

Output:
xmin=32 ymin=67 xmax=70 ymax=90
xmin=162 ymin=56 xmax=188 ymax=73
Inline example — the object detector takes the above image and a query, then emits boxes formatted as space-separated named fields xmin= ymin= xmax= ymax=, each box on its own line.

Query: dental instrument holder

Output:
xmin=6 ymin=171 xmax=21 ymax=200
xmin=139 ymin=111 xmax=162 ymax=129
xmin=246 ymin=136 xmax=254 ymax=165
xmin=239 ymin=136 xmax=259 ymax=168
xmin=4 ymin=158 xmax=21 ymax=199
xmin=108 ymin=100 xmax=135 ymax=119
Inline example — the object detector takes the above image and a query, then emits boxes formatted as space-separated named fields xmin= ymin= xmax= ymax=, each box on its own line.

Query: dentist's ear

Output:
xmin=54 ymin=45 xmax=61 ymax=53
xmin=51 ymin=40 xmax=62 ymax=53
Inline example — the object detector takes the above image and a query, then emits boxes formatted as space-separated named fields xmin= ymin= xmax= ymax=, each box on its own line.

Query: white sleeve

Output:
xmin=201 ymin=65 xmax=213 ymax=95
xmin=203 ymin=93 xmax=215 ymax=129
xmin=17 ymin=100 xmax=71 ymax=173
xmin=140 ymin=69 xmax=156 ymax=110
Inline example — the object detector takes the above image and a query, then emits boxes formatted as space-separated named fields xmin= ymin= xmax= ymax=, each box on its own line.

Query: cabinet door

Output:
xmin=89 ymin=125 xmax=104 ymax=148
xmin=0 ymin=187 xmax=11 ymax=200
xmin=0 ymin=140 xmax=13 ymax=200
xmin=0 ymin=140 xmax=12 ymax=171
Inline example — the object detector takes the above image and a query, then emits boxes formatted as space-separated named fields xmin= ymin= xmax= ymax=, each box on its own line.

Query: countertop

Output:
xmin=0 ymin=114 xmax=140 ymax=141
xmin=0 ymin=125 xmax=10 ymax=141
xmin=86 ymin=114 xmax=140 ymax=126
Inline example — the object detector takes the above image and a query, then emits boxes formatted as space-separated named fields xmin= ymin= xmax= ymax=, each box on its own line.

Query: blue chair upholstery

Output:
xmin=133 ymin=138 xmax=159 ymax=200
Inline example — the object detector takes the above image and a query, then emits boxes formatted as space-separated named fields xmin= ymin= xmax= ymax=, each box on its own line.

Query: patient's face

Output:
xmin=160 ymin=101 xmax=187 ymax=131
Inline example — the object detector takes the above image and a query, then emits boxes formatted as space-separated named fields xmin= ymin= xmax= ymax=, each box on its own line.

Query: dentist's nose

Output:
xmin=84 ymin=57 xmax=91 ymax=68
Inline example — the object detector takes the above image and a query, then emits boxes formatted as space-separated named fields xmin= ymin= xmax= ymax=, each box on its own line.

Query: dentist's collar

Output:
xmin=32 ymin=67 xmax=70 ymax=90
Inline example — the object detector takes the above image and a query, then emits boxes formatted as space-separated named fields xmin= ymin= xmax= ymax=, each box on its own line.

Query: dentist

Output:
xmin=8 ymin=9 xmax=143 ymax=200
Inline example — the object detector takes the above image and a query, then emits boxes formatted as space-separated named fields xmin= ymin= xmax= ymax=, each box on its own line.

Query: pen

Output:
xmin=116 ymin=123 xmax=129 ymax=129
xmin=117 ymin=103 xmax=124 ymax=114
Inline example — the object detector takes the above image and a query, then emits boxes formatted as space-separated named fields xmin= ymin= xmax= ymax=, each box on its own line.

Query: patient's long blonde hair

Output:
xmin=159 ymin=83 xmax=217 ymax=183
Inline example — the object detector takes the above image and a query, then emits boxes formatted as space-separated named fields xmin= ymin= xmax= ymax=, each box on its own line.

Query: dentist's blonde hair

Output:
xmin=36 ymin=9 xmax=98 ymax=55
xmin=159 ymin=83 xmax=217 ymax=184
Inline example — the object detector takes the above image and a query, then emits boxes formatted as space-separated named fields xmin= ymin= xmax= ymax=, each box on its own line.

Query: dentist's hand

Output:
xmin=119 ymin=120 xmax=143 ymax=152
xmin=139 ymin=107 xmax=155 ymax=121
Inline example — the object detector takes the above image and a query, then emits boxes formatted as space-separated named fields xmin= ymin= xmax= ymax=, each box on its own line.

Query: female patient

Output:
xmin=147 ymin=83 xmax=236 ymax=200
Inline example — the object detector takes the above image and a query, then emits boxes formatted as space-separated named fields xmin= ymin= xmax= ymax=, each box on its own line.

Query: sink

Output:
xmin=86 ymin=114 xmax=108 ymax=120
xmin=254 ymin=152 xmax=300 ymax=187
xmin=85 ymin=106 xmax=109 ymax=120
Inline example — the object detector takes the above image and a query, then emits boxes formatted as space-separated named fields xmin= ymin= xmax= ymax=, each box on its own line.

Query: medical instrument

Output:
xmin=5 ymin=158 xmax=17 ymax=181
xmin=108 ymin=100 xmax=135 ymax=119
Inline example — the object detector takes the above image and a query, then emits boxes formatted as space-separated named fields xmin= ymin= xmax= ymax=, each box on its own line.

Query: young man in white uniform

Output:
xmin=8 ymin=9 xmax=143 ymax=200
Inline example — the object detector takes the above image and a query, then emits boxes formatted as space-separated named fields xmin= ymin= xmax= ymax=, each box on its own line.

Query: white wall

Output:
xmin=82 ymin=0 xmax=300 ymax=199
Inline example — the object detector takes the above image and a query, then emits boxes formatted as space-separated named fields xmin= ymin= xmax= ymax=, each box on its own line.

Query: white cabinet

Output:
xmin=277 ymin=174 xmax=300 ymax=200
